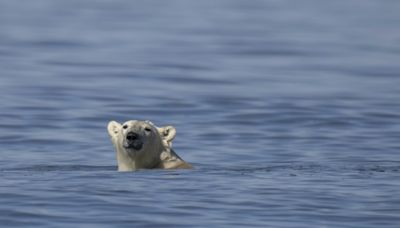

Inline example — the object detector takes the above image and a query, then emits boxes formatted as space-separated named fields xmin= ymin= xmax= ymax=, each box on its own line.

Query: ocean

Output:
xmin=1 ymin=0 xmax=400 ymax=227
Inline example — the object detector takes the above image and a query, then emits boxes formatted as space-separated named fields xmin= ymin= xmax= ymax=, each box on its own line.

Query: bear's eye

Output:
xmin=144 ymin=127 xmax=152 ymax=132
xmin=122 ymin=125 xmax=128 ymax=129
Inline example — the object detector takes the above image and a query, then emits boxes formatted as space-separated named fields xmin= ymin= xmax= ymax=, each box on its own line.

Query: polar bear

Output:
xmin=107 ymin=120 xmax=192 ymax=171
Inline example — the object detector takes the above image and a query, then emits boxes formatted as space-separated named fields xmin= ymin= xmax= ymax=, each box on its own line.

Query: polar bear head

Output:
xmin=107 ymin=120 xmax=177 ymax=171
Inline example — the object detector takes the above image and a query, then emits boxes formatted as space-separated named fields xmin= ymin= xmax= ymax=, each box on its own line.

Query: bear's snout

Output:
xmin=124 ymin=132 xmax=143 ymax=150
xmin=126 ymin=132 xmax=139 ymax=141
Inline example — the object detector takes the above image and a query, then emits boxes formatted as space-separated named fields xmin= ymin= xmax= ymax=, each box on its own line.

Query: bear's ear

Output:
xmin=158 ymin=126 xmax=176 ymax=147
xmin=107 ymin=121 xmax=122 ymax=138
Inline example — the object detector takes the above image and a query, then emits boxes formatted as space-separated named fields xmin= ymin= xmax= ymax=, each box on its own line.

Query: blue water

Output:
xmin=1 ymin=0 xmax=400 ymax=227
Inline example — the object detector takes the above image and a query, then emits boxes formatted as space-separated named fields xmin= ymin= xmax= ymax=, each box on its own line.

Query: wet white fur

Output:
xmin=107 ymin=120 xmax=191 ymax=171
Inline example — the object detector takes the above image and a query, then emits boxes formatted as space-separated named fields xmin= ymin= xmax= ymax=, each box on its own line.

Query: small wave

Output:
xmin=2 ymin=162 xmax=400 ymax=174
xmin=4 ymin=165 xmax=116 ymax=172
xmin=198 ymin=161 xmax=400 ymax=175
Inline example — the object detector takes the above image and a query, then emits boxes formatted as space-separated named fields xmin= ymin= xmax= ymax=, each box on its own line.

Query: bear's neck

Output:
xmin=116 ymin=149 xmax=137 ymax=171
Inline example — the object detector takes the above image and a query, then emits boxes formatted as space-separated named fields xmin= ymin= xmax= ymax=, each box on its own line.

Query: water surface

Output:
xmin=1 ymin=0 xmax=400 ymax=227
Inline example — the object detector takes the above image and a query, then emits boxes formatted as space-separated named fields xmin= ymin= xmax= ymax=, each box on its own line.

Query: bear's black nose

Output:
xmin=126 ymin=132 xmax=139 ymax=141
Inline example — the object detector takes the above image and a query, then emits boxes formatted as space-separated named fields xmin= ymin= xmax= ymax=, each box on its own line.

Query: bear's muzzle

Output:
xmin=124 ymin=132 xmax=143 ymax=150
